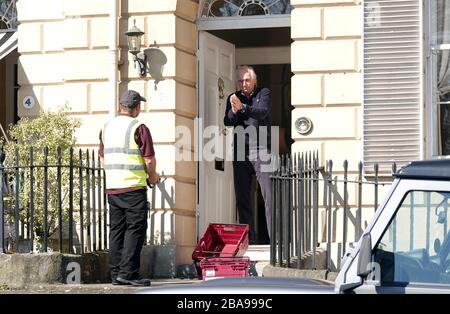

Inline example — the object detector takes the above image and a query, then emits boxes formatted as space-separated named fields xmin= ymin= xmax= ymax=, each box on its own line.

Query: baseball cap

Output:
xmin=120 ymin=90 xmax=147 ymax=108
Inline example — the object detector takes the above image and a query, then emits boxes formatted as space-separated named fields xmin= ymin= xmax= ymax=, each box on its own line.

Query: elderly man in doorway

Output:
xmin=224 ymin=65 xmax=272 ymax=244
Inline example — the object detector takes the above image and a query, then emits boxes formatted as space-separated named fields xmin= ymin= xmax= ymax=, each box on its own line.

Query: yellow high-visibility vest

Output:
xmin=102 ymin=116 xmax=147 ymax=189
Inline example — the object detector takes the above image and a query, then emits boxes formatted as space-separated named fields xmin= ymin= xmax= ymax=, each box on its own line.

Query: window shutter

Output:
xmin=363 ymin=0 xmax=422 ymax=174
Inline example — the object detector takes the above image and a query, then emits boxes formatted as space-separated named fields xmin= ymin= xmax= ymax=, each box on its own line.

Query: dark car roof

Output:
xmin=137 ymin=277 xmax=335 ymax=294
xmin=395 ymin=159 xmax=450 ymax=180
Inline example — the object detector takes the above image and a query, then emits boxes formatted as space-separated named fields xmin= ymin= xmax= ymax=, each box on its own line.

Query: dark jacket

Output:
xmin=224 ymin=87 xmax=272 ymax=158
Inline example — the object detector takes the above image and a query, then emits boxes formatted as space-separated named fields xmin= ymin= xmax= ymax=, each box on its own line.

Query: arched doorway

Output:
xmin=197 ymin=0 xmax=293 ymax=244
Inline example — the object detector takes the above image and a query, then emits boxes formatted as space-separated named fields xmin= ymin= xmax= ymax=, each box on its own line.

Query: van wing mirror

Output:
xmin=438 ymin=210 xmax=447 ymax=224
xmin=357 ymin=233 xmax=372 ymax=278
xmin=434 ymin=194 xmax=449 ymax=224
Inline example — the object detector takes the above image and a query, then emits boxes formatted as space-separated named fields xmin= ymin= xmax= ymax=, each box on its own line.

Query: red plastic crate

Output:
xmin=200 ymin=257 xmax=250 ymax=280
xmin=192 ymin=223 xmax=249 ymax=277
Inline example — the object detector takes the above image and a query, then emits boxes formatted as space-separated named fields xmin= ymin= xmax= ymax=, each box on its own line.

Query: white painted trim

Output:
xmin=236 ymin=46 xmax=290 ymax=65
xmin=359 ymin=2 xmax=365 ymax=164
xmin=425 ymin=0 xmax=440 ymax=158
xmin=109 ymin=0 xmax=118 ymax=118
xmin=424 ymin=0 xmax=432 ymax=158
xmin=197 ymin=15 xmax=290 ymax=30
xmin=197 ymin=34 xmax=205 ymax=242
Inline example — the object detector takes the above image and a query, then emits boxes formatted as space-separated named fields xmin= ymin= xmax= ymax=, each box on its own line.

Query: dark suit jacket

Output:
xmin=224 ymin=87 xmax=272 ymax=158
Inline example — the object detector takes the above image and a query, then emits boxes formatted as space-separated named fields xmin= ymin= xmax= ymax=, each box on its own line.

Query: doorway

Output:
xmin=0 ymin=49 xmax=19 ymax=142
xmin=198 ymin=27 xmax=292 ymax=244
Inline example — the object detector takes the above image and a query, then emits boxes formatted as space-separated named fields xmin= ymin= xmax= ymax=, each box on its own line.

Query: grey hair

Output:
xmin=236 ymin=65 xmax=257 ymax=86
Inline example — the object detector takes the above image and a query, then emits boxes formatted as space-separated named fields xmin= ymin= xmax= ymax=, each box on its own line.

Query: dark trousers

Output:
xmin=233 ymin=158 xmax=272 ymax=242
xmin=108 ymin=189 xmax=148 ymax=280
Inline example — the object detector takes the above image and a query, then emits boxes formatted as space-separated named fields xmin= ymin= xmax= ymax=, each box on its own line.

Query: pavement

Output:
xmin=262 ymin=264 xmax=338 ymax=283
xmin=0 ymin=264 xmax=338 ymax=294
xmin=0 ymin=278 xmax=202 ymax=294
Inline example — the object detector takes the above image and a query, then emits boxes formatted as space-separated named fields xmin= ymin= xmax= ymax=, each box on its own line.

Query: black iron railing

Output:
xmin=0 ymin=146 xmax=107 ymax=254
xmin=270 ymin=151 xmax=397 ymax=271
xmin=0 ymin=145 xmax=175 ymax=255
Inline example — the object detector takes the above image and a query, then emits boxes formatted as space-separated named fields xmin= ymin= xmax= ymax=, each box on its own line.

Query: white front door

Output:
xmin=198 ymin=32 xmax=236 ymax=236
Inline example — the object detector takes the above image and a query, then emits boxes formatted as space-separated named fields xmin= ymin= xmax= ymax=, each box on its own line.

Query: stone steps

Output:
xmin=244 ymin=245 xmax=271 ymax=277
xmin=244 ymin=244 xmax=270 ymax=262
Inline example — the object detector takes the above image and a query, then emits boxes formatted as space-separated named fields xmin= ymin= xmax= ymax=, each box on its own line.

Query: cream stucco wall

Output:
xmin=16 ymin=0 xmax=198 ymax=265
xmin=290 ymin=0 xmax=365 ymax=197
xmin=16 ymin=0 xmax=369 ymax=266
xmin=291 ymin=0 xmax=363 ymax=168
xmin=290 ymin=1 xmax=382 ymax=246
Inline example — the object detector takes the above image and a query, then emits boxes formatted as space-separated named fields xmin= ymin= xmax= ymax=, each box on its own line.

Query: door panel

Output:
xmin=198 ymin=32 xmax=236 ymax=236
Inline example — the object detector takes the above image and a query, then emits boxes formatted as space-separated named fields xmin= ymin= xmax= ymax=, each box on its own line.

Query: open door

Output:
xmin=198 ymin=32 xmax=236 ymax=237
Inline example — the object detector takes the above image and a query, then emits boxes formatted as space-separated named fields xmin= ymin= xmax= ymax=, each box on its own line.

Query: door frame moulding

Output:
xmin=197 ymin=15 xmax=290 ymax=31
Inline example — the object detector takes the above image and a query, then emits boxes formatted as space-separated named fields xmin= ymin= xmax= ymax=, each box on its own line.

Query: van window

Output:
xmin=373 ymin=191 xmax=450 ymax=285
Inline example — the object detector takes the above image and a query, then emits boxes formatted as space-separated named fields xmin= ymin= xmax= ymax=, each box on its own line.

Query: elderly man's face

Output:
xmin=237 ymin=70 xmax=256 ymax=96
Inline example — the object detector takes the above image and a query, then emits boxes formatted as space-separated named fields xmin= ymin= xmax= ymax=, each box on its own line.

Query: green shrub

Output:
xmin=1 ymin=108 xmax=81 ymax=245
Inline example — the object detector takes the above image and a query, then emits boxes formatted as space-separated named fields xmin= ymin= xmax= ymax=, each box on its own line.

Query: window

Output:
xmin=373 ymin=190 xmax=450 ymax=285
xmin=200 ymin=0 xmax=293 ymax=18
xmin=0 ymin=0 xmax=17 ymax=30
xmin=428 ymin=1 xmax=450 ymax=156
xmin=363 ymin=0 xmax=422 ymax=174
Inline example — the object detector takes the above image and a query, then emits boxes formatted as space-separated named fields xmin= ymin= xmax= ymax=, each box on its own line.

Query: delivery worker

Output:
xmin=99 ymin=90 xmax=159 ymax=286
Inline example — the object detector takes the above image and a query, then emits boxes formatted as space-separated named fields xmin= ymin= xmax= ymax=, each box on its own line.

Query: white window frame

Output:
xmin=424 ymin=0 xmax=450 ymax=158
xmin=424 ymin=0 xmax=435 ymax=158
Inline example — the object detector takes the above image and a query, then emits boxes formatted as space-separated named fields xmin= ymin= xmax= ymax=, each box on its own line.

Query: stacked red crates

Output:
xmin=200 ymin=257 xmax=250 ymax=280
xmin=192 ymin=223 xmax=250 ymax=280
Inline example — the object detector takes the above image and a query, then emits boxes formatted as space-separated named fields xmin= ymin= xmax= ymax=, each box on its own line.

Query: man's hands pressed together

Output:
xmin=230 ymin=94 xmax=243 ymax=113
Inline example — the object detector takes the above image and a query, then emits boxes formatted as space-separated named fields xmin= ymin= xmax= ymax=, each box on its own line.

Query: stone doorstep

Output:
xmin=244 ymin=245 xmax=270 ymax=262
xmin=253 ymin=261 xmax=270 ymax=277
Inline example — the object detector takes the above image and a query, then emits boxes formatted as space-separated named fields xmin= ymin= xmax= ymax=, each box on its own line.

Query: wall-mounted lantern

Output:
xmin=124 ymin=20 xmax=147 ymax=77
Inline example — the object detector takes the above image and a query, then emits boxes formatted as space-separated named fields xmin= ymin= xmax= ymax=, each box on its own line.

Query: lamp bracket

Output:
xmin=134 ymin=52 xmax=147 ymax=77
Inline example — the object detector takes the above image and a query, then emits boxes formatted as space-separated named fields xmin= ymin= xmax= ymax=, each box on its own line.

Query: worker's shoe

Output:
xmin=116 ymin=276 xmax=151 ymax=287
xmin=111 ymin=277 xmax=130 ymax=285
